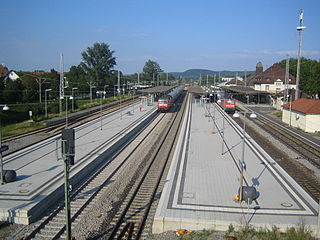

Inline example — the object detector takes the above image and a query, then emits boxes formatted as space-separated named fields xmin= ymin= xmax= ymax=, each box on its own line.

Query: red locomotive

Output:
xmin=157 ymin=86 xmax=183 ymax=112
xmin=218 ymin=99 xmax=236 ymax=114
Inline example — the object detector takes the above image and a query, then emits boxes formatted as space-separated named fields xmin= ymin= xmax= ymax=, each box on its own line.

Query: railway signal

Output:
xmin=61 ymin=128 xmax=76 ymax=240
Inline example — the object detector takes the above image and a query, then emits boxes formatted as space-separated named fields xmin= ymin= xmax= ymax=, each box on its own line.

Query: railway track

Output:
xmin=22 ymin=93 xmax=186 ymax=240
xmin=23 ymin=108 xmax=163 ymax=240
xmin=102 ymin=94 xmax=186 ymax=240
xmin=233 ymin=106 xmax=320 ymax=202
xmin=2 ymin=98 xmax=139 ymax=156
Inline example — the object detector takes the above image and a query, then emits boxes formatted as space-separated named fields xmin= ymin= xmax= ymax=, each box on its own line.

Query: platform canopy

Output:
xmin=140 ymin=86 xmax=175 ymax=94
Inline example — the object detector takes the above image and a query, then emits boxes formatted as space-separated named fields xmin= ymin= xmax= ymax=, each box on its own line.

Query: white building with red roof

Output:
xmin=282 ymin=98 xmax=320 ymax=133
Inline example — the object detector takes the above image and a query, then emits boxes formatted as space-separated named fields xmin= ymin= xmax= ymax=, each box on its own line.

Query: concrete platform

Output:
xmin=0 ymin=101 xmax=156 ymax=224
xmin=153 ymin=93 xmax=319 ymax=234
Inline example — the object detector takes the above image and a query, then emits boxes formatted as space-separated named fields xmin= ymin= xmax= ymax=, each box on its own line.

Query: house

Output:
xmin=251 ymin=63 xmax=296 ymax=93
xmin=0 ymin=64 xmax=9 ymax=77
xmin=282 ymin=98 xmax=320 ymax=133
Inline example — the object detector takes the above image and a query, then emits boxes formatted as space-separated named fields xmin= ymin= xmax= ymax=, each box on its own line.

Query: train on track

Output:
xmin=218 ymin=98 xmax=236 ymax=114
xmin=157 ymin=86 xmax=184 ymax=112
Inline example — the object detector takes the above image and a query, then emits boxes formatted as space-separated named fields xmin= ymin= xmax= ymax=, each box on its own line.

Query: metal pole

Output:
xmin=317 ymin=199 xmax=320 ymax=238
xmin=221 ymin=110 xmax=225 ymax=155
xmin=72 ymin=93 xmax=74 ymax=112
xmin=213 ymin=75 xmax=216 ymax=129
xmin=45 ymin=90 xmax=48 ymax=118
xmin=240 ymin=112 xmax=246 ymax=201
xmin=63 ymin=152 xmax=71 ymax=240
xmin=60 ymin=54 xmax=64 ymax=115
xmin=295 ymin=9 xmax=306 ymax=100
xmin=100 ymin=93 xmax=103 ymax=130
xmin=0 ymin=119 xmax=3 ymax=185
xmin=39 ymin=80 xmax=42 ymax=103
xmin=289 ymin=96 xmax=292 ymax=127
xmin=90 ymin=85 xmax=92 ymax=103
xmin=65 ymin=97 xmax=68 ymax=128
xmin=284 ymin=55 xmax=290 ymax=103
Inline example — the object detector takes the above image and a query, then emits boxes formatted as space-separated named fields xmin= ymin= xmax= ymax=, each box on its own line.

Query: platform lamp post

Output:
xmin=217 ymin=99 xmax=226 ymax=155
xmin=103 ymin=85 xmax=109 ymax=99
xmin=233 ymin=111 xmax=257 ymax=201
xmin=96 ymin=90 xmax=104 ymax=130
xmin=71 ymin=88 xmax=78 ymax=112
xmin=45 ymin=89 xmax=52 ymax=118
xmin=0 ymin=104 xmax=9 ymax=185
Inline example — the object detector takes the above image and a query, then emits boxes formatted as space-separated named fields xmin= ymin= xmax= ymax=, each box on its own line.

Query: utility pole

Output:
xmin=137 ymin=72 xmax=140 ymax=85
xmin=206 ymin=75 xmax=208 ymax=88
xmin=59 ymin=54 xmax=65 ymax=115
xmin=117 ymin=70 xmax=120 ymax=96
xmin=295 ymin=9 xmax=306 ymax=100
xmin=244 ymin=70 xmax=247 ymax=87
xmin=284 ymin=55 xmax=290 ymax=103
xmin=200 ymin=74 xmax=202 ymax=86
xmin=35 ymin=78 xmax=47 ymax=103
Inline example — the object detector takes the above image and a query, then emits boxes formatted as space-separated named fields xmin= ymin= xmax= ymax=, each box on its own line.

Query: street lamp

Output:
xmin=0 ymin=104 xmax=9 ymax=185
xmin=60 ymin=96 xmax=73 ymax=128
xmin=90 ymin=85 xmax=96 ymax=104
xmin=103 ymin=85 xmax=109 ymax=99
xmin=71 ymin=88 xmax=78 ymax=112
xmin=96 ymin=91 xmax=104 ymax=130
xmin=295 ymin=9 xmax=306 ymax=100
xmin=45 ymin=89 xmax=52 ymax=118
xmin=233 ymin=111 xmax=257 ymax=201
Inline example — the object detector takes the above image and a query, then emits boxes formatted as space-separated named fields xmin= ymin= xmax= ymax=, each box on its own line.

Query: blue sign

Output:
xmin=0 ymin=145 xmax=9 ymax=153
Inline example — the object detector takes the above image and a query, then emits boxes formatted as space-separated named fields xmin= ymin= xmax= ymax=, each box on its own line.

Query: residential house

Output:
xmin=282 ymin=98 xmax=320 ymax=133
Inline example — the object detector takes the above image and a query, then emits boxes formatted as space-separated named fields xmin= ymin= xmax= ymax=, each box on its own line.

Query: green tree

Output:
xmin=142 ymin=60 xmax=163 ymax=85
xmin=20 ymin=74 xmax=39 ymax=102
xmin=3 ymin=79 xmax=24 ymax=102
xmin=278 ymin=58 xmax=320 ymax=97
xmin=79 ymin=42 xmax=117 ymax=88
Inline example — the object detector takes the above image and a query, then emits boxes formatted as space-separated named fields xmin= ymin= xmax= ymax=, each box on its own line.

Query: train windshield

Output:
xmin=226 ymin=100 xmax=234 ymax=104
xmin=159 ymin=99 xmax=168 ymax=103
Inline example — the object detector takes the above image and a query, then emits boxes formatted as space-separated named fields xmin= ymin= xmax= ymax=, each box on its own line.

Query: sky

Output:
xmin=1 ymin=0 xmax=320 ymax=74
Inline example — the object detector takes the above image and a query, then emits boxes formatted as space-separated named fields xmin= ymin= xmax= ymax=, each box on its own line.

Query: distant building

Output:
xmin=256 ymin=61 xmax=263 ymax=74
xmin=0 ymin=64 xmax=9 ymax=77
xmin=7 ymin=71 xmax=20 ymax=80
xmin=251 ymin=63 xmax=296 ymax=93
xmin=282 ymin=98 xmax=320 ymax=133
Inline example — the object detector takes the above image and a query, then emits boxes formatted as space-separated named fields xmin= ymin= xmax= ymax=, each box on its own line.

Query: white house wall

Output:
xmin=306 ymin=114 xmax=320 ymax=133
xmin=254 ymin=83 xmax=296 ymax=93
xmin=282 ymin=109 xmax=320 ymax=133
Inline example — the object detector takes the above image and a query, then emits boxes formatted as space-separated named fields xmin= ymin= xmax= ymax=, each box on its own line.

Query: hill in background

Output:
xmin=170 ymin=69 xmax=255 ymax=79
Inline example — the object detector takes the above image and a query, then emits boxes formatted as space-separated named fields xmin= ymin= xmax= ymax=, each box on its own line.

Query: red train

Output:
xmin=218 ymin=99 xmax=236 ymax=114
xmin=157 ymin=86 xmax=183 ymax=112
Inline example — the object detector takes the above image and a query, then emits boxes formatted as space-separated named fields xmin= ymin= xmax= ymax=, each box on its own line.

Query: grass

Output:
xmin=1 ymin=95 xmax=133 ymax=139
xmin=273 ymin=110 xmax=283 ymax=118
xmin=165 ymin=224 xmax=317 ymax=240
xmin=1 ymin=121 xmax=45 ymax=138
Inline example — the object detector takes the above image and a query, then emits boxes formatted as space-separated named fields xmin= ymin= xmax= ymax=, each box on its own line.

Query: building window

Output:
xmin=265 ymin=85 xmax=269 ymax=90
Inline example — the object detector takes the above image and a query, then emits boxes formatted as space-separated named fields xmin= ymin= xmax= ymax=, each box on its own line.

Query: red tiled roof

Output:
xmin=0 ymin=65 xmax=9 ymax=76
xmin=252 ymin=63 xmax=296 ymax=85
xmin=282 ymin=98 xmax=320 ymax=114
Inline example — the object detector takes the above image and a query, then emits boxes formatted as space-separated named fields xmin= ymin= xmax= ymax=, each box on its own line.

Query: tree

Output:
xmin=142 ymin=60 xmax=163 ymax=85
xmin=278 ymin=58 xmax=320 ymax=97
xmin=2 ymin=79 xmax=24 ymax=102
xmin=79 ymin=42 xmax=116 ymax=88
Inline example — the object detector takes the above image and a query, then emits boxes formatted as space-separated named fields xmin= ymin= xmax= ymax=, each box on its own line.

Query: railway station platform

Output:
xmin=152 ymin=93 xmax=319 ymax=234
xmin=0 ymin=101 xmax=156 ymax=224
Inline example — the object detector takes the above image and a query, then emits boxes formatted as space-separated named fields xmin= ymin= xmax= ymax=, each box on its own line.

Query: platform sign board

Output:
xmin=0 ymin=145 xmax=9 ymax=153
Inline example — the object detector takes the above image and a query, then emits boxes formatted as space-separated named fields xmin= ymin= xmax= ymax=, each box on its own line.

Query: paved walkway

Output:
xmin=0 ymin=101 xmax=156 ymax=224
xmin=153 ymin=93 xmax=319 ymax=234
